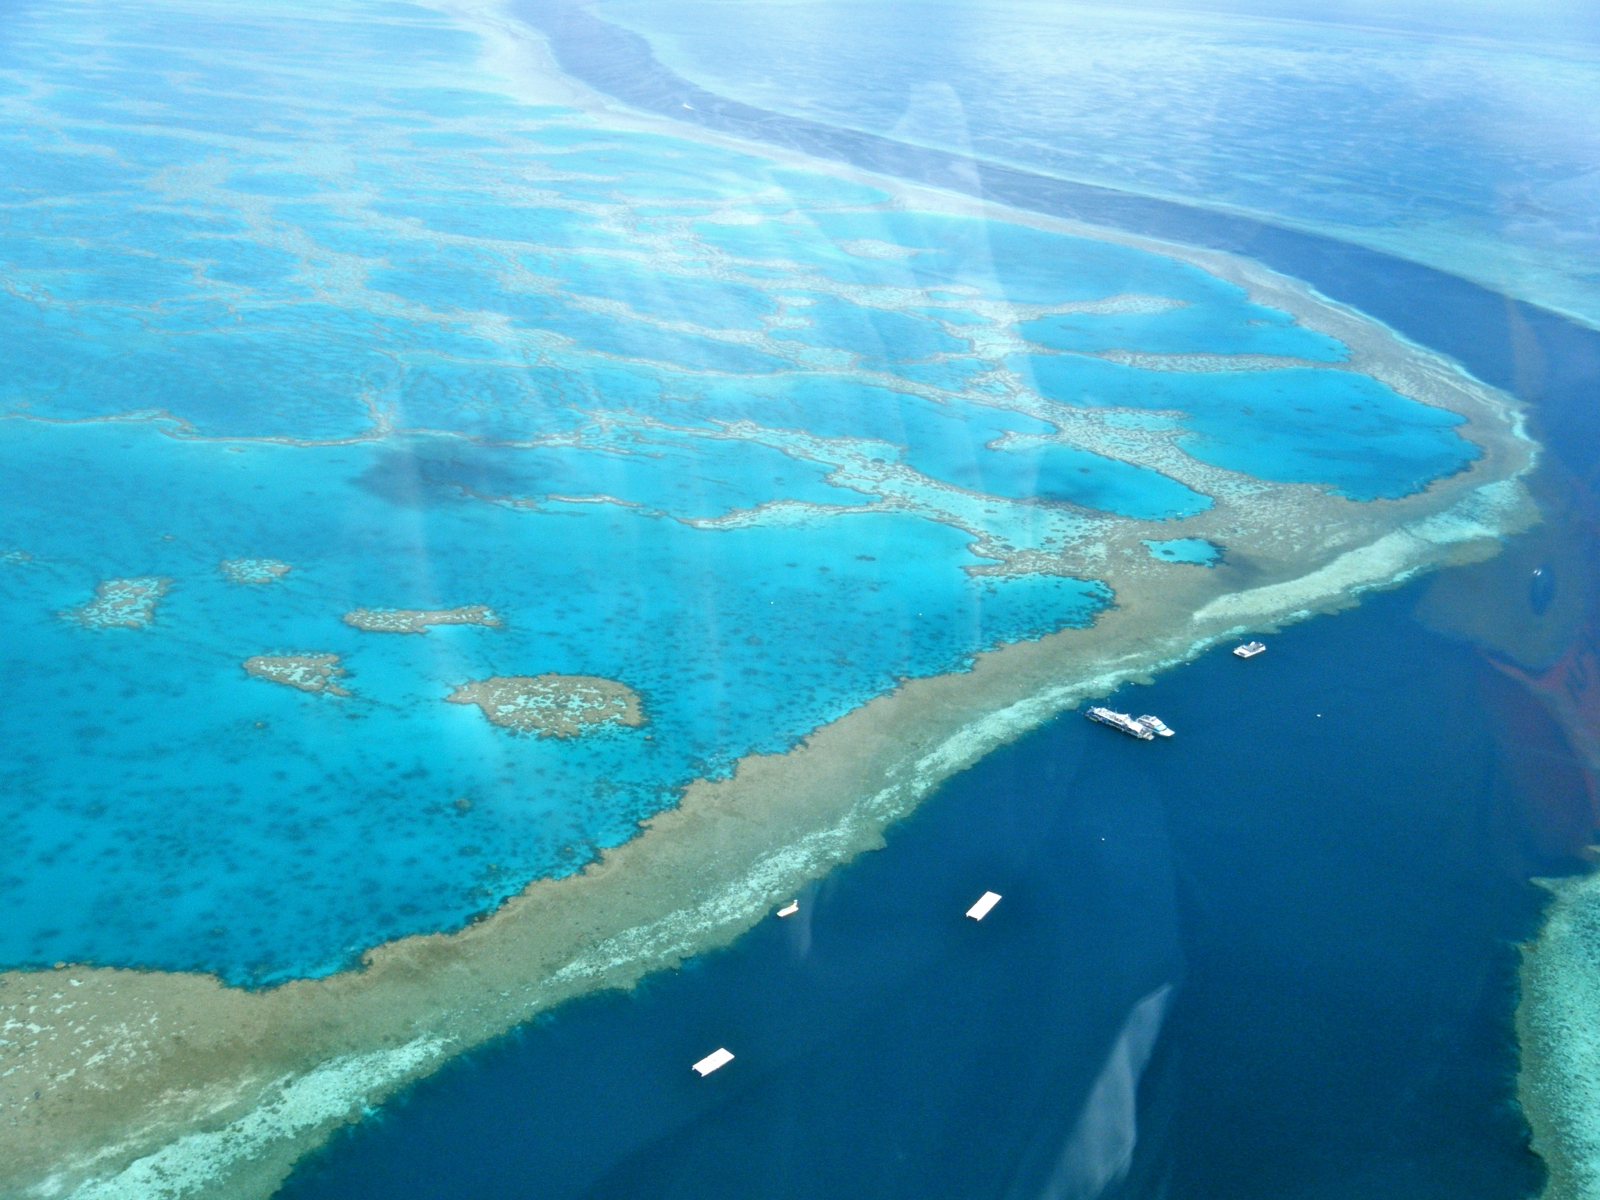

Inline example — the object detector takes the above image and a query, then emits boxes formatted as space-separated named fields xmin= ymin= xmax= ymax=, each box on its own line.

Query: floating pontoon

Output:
xmin=966 ymin=891 xmax=1002 ymax=921
xmin=1086 ymin=706 xmax=1156 ymax=740
xmin=692 ymin=1047 xmax=735 ymax=1076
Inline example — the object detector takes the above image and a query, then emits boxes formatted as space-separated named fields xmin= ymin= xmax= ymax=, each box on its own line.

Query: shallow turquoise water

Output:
xmin=1013 ymin=354 xmax=1477 ymax=500
xmin=1143 ymin=537 xmax=1221 ymax=565
xmin=0 ymin=0 xmax=1483 ymax=981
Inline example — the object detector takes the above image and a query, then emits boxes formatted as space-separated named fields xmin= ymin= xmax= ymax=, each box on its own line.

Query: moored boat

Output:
xmin=1086 ymin=706 xmax=1156 ymax=740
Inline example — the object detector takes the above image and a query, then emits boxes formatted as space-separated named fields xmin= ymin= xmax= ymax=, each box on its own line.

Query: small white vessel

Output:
xmin=1136 ymin=715 xmax=1174 ymax=738
xmin=966 ymin=891 xmax=1002 ymax=920
xmin=776 ymin=900 xmax=799 ymax=918
xmin=692 ymin=1047 xmax=735 ymax=1076
xmin=1233 ymin=641 xmax=1267 ymax=658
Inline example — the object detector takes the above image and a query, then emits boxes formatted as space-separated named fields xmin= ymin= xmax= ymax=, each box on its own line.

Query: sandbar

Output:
xmin=446 ymin=674 xmax=644 ymax=736
xmin=60 ymin=577 xmax=170 ymax=629
xmin=220 ymin=558 xmax=291 ymax=584
xmin=343 ymin=605 xmax=501 ymax=633
xmin=243 ymin=654 xmax=351 ymax=696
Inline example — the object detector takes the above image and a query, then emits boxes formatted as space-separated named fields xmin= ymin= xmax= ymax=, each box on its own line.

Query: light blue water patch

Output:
xmin=409 ymin=132 xmax=502 ymax=148
xmin=1142 ymin=537 xmax=1221 ymax=565
xmin=368 ymin=431 xmax=874 ymax=517
xmin=193 ymin=241 xmax=308 ymax=290
xmin=772 ymin=295 xmax=967 ymax=363
xmin=388 ymin=89 xmax=575 ymax=119
xmin=690 ymin=208 xmax=1320 ymax=313
xmin=923 ymin=440 xmax=1211 ymax=519
xmin=0 ymin=293 xmax=397 ymax=437
xmin=911 ymin=307 xmax=992 ymax=326
xmin=551 ymin=256 xmax=778 ymax=330
xmin=1012 ymin=353 xmax=1479 ymax=500
xmin=0 ymin=419 xmax=1106 ymax=983
xmin=367 ymin=200 xmax=631 ymax=249
xmin=538 ymin=145 xmax=780 ymax=200
xmin=512 ymin=126 xmax=622 ymax=146
xmin=383 ymin=363 xmax=590 ymax=439
xmin=663 ymin=375 xmax=1054 ymax=446
xmin=536 ymin=309 xmax=795 ymax=373
xmin=890 ymin=358 xmax=992 ymax=389
xmin=1019 ymin=302 xmax=1348 ymax=361
xmin=226 ymin=172 xmax=327 ymax=197
xmin=764 ymin=167 xmax=891 ymax=207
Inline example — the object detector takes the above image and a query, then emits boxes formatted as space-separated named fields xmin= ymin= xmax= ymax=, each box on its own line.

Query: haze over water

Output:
xmin=597 ymin=0 xmax=1600 ymax=330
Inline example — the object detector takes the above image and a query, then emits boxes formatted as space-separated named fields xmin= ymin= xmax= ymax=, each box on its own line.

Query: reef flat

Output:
xmin=447 ymin=674 xmax=643 ymax=736
xmin=343 ymin=606 xmax=501 ymax=633
xmin=243 ymin=655 xmax=352 ymax=696
xmin=220 ymin=559 xmax=292 ymax=584
xmin=59 ymin=578 xmax=170 ymax=629
xmin=1519 ymin=875 xmax=1600 ymax=1200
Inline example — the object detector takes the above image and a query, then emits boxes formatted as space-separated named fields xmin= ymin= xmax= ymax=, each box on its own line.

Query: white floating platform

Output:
xmin=966 ymin=891 xmax=1002 ymax=921
xmin=776 ymin=900 xmax=799 ymax=918
xmin=692 ymin=1047 xmax=735 ymax=1077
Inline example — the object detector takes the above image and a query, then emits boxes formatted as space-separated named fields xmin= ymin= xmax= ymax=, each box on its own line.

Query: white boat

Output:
xmin=776 ymin=900 xmax=799 ymax=918
xmin=692 ymin=1047 xmax=735 ymax=1076
xmin=966 ymin=891 xmax=1002 ymax=920
xmin=1233 ymin=641 xmax=1266 ymax=658
xmin=1136 ymin=715 xmax=1174 ymax=737
xmin=1086 ymin=706 xmax=1155 ymax=740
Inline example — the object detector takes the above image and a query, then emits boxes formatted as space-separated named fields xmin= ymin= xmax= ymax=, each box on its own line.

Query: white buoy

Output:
xmin=692 ymin=1047 xmax=735 ymax=1076
xmin=966 ymin=891 xmax=1002 ymax=921
xmin=776 ymin=901 xmax=799 ymax=918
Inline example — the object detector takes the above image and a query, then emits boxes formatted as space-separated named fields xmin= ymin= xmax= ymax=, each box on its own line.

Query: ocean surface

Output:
xmin=594 ymin=0 xmax=1600 ymax=330
xmin=0 ymin=0 xmax=1481 ymax=986
xmin=263 ymin=3 xmax=1600 ymax=1198
xmin=4 ymin=0 xmax=1599 ymax=1196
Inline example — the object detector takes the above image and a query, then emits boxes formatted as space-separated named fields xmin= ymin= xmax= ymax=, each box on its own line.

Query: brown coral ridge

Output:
xmin=220 ymin=558 xmax=291 ymax=584
xmin=342 ymin=606 xmax=501 ymax=633
xmin=243 ymin=654 xmax=351 ymax=696
xmin=61 ymin=577 xmax=171 ymax=628
xmin=446 ymin=674 xmax=644 ymax=737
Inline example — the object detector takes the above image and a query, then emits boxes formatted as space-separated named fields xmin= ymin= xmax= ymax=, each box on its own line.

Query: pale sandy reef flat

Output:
xmin=242 ymin=655 xmax=351 ymax=696
xmin=447 ymin=674 xmax=644 ymax=736
xmin=341 ymin=605 xmax=501 ymax=632
xmin=60 ymin=578 xmax=170 ymax=629
xmin=219 ymin=559 xmax=291 ymax=584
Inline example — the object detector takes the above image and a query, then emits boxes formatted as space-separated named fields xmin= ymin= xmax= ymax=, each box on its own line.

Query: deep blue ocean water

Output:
xmin=277 ymin=577 xmax=1574 ymax=1200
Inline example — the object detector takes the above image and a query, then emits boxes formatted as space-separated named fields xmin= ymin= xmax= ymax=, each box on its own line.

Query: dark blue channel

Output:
xmin=280 ymin=570 xmax=1590 ymax=1200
